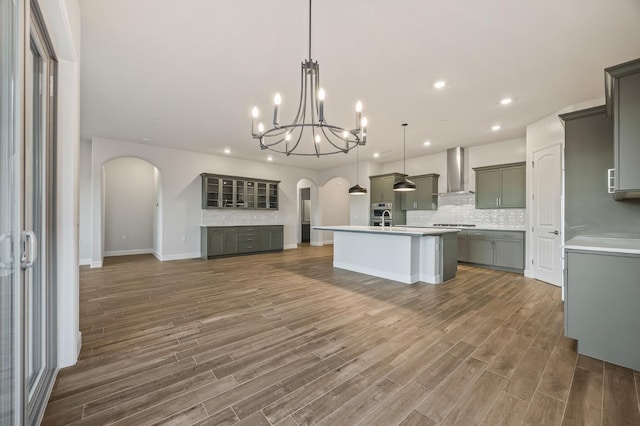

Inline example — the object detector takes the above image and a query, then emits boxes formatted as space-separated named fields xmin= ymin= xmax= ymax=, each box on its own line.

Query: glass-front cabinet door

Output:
xmin=257 ymin=182 xmax=268 ymax=208
xmin=268 ymin=184 xmax=278 ymax=209
xmin=246 ymin=181 xmax=256 ymax=209
xmin=221 ymin=178 xmax=233 ymax=208
xmin=235 ymin=180 xmax=246 ymax=208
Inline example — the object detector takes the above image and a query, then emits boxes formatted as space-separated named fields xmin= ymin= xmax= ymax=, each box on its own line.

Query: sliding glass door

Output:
xmin=23 ymin=6 xmax=58 ymax=424
xmin=1 ymin=0 xmax=21 ymax=423
xmin=1 ymin=0 xmax=57 ymax=424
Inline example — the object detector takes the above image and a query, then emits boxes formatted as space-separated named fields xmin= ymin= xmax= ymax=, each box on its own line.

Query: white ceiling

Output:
xmin=79 ymin=0 xmax=640 ymax=171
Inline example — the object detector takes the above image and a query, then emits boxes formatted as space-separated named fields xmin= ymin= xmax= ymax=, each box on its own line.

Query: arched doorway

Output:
xmin=102 ymin=157 xmax=162 ymax=260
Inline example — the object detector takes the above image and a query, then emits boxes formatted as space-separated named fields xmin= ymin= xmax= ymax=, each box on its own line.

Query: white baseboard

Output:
xmin=161 ymin=252 xmax=201 ymax=261
xmin=284 ymin=244 xmax=298 ymax=250
xmin=152 ymin=250 xmax=162 ymax=261
xmin=104 ymin=248 xmax=154 ymax=257
xmin=310 ymin=241 xmax=324 ymax=246
xmin=79 ymin=257 xmax=91 ymax=266
xmin=90 ymin=260 xmax=103 ymax=268
xmin=323 ymin=240 xmax=334 ymax=245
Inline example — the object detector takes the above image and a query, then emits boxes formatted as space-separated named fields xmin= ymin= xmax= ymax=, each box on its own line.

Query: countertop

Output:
xmin=397 ymin=225 xmax=526 ymax=232
xmin=564 ymin=237 xmax=640 ymax=255
xmin=313 ymin=225 xmax=459 ymax=237
xmin=200 ymin=224 xmax=284 ymax=228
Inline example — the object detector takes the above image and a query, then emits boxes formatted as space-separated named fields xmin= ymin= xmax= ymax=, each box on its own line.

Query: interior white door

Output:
xmin=532 ymin=144 xmax=562 ymax=286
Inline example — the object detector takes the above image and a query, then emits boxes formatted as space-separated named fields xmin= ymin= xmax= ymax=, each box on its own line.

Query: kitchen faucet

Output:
xmin=381 ymin=210 xmax=392 ymax=228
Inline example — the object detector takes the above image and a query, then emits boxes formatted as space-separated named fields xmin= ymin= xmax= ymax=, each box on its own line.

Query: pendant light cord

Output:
xmin=402 ymin=123 xmax=408 ymax=175
xmin=308 ymin=0 xmax=312 ymax=60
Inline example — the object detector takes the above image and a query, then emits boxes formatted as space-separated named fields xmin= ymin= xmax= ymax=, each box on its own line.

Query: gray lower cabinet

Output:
xmin=457 ymin=230 xmax=468 ymax=262
xmin=464 ymin=230 xmax=524 ymax=271
xmin=259 ymin=226 xmax=284 ymax=251
xmin=201 ymin=225 xmax=284 ymax=259
xmin=564 ymin=249 xmax=640 ymax=371
xmin=204 ymin=228 xmax=237 ymax=257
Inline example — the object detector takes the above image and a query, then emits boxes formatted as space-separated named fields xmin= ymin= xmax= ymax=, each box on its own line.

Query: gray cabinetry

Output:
xmin=467 ymin=231 xmax=494 ymax=265
xmin=260 ymin=226 xmax=284 ymax=251
xmin=203 ymin=227 xmax=237 ymax=258
xmin=370 ymin=174 xmax=398 ymax=202
xmin=401 ymin=174 xmax=439 ymax=210
xmin=201 ymin=225 xmax=283 ymax=259
xmin=201 ymin=173 xmax=279 ymax=210
xmin=456 ymin=230 xmax=468 ymax=262
xmin=565 ymin=249 xmax=640 ymax=371
xmin=473 ymin=162 xmax=526 ymax=209
xmin=605 ymin=58 xmax=640 ymax=200
xmin=464 ymin=230 xmax=524 ymax=272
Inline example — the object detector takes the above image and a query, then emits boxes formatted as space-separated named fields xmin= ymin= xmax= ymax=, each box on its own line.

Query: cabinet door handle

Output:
xmin=607 ymin=169 xmax=615 ymax=194
xmin=548 ymin=230 xmax=559 ymax=235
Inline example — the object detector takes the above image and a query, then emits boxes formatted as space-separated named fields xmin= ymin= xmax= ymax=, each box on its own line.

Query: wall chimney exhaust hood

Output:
xmin=446 ymin=147 xmax=471 ymax=194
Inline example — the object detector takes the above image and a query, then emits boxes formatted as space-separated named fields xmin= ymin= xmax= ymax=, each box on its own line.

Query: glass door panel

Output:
xmin=246 ymin=181 xmax=255 ymax=208
xmin=221 ymin=179 xmax=233 ymax=208
xmin=1 ymin=0 xmax=19 ymax=422
xmin=25 ymin=34 xmax=47 ymax=407
xmin=257 ymin=183 xmax=267 ymax=208
xmin=235 ymin=180 xmax=245 ymax=208
xmin=268 ymin=184 xmax=278 ymax=209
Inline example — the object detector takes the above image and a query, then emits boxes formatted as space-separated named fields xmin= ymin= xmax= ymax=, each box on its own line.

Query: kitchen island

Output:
xmin=313 ymin=226 xmax=459 ymax=284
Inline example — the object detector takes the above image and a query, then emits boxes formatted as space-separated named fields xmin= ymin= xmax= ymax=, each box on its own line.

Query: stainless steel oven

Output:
xmin=371 ymin=202 xmax=393 ymax=226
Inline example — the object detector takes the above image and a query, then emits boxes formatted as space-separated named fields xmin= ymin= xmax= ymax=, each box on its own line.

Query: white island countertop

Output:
xmin=313 ymin=225 xmax=459 ymax=236
xmin=564 ymin=237 xmax=640 ymax=255
xmin=395 ymin=225 xmax=526 ymax=232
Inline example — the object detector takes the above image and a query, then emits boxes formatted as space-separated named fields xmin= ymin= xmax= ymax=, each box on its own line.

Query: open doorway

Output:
xmin=300 ymin=188 xmax=311 ymax=243
xmin=103 ymin=157 xmax=161 ymax=259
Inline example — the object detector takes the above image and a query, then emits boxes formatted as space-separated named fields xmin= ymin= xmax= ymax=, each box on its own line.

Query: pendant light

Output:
xmin=393 ymin=123 xmax=416 ymax=191
xmin=348 ymin=142 xmax=367 ymax=195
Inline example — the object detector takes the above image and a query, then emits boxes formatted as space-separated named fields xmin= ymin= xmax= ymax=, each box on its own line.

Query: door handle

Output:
xmin=21 ymin=230 xmax=37 ymax=269
xmin=548 ymin=230 xmax=559 ymax=235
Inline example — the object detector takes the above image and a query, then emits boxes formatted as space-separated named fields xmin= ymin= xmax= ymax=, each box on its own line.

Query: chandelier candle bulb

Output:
xmin=356 ymin=101 xmax=363 ymax=130
xmin=318 ymin=88 xmax=325 ymax=122
xmin=273 ymin=93 xmax=281 ymax=125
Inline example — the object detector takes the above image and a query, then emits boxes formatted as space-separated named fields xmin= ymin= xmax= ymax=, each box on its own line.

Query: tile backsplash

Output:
xmin=201 ymin=209 xmax=292 ymax=226
xmin=406 ymin=193 xmax=526 ymax=228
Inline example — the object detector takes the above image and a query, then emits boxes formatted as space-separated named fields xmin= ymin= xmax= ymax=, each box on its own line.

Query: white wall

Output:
xmin=84 ymin=137 xmax=328 ymax=265
xmin=153 ymin=167 xmax=162 ymax=256
xmin=319 ymin=177 xmax=351 ymax=243
xmin=78 ymin=140 xmax=92 ymax=264
xmin=103 ymin=157 xmax=155 ymax=256
xmin=39 ymin=0 xmax=82 ymax=367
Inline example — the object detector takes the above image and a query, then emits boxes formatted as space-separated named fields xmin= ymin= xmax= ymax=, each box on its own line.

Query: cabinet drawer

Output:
xmin=237 ymin=232 xmax=256 ymax=240
xmin=238 ymin=242 xmax=257 ymax=252
xmin=468 ymin=230 xmax=493 ymax=239
xmin=493 ymin=231 xmax=524 ymax=241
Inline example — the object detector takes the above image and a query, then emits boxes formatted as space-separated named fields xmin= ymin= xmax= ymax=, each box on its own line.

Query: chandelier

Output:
xmin=250 ymin=0 xmax=367 ymax=156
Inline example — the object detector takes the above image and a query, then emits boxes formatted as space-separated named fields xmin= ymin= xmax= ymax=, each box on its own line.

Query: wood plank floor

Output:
xmin=43 ymin=245 xmax=640 ymax=425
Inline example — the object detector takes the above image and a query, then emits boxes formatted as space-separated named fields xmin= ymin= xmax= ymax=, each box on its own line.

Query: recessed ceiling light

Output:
xmin=267 ymin=156 xmax=273 ymax=161
xmin=142 ymin=138 xmax=152 ymax=143
xmin=491 ymin=125 xmax=501 ymax=131
xmin=423 ymin=141 xmax=431 ymax=146
xmin=224 ymin=148 xmax=231 ymax=154
xmin=500 ymin=98 xmax=512 ymax=105
xmin=373 ymin=152 xmax=380 ymax=158
xmin=433 ymin=81 xmax=446 ymax=89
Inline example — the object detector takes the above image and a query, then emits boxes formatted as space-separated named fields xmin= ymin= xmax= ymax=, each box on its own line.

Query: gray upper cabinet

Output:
xmin=201 ymin=173 xmax=279 ymax=210
xmin=369 ymin=174 xmax=398 ymax=202
xmin=605 ymin=58 xmax=640 ymax=200
xmin=473 ymin=162 xmax=526 ymax=209
xmin=401 ymin=174 xmax=439 ymax=210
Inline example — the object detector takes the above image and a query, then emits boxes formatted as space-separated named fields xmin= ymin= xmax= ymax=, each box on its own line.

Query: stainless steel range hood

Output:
xmin=446 ymin=147 xmax=469 ymax=193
